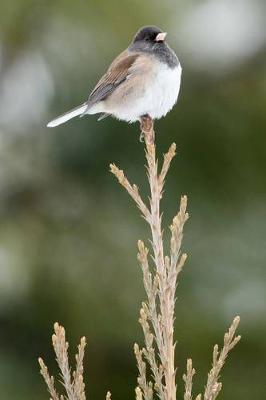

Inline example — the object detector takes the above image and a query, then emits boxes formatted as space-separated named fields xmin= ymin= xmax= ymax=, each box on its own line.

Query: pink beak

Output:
xmin=155 ymin=32 xmax=167 ymax=42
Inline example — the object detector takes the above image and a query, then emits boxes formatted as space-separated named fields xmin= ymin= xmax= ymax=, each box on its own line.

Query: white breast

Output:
xmin=116 ymin=62 xmax=182 ymax=123
xmin=146 ymin=62 xmax=182 ymax=121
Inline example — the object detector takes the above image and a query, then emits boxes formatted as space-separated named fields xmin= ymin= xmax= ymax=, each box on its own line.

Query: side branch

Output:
xmin=203 ymin=316 xmax=241 ymax=400
xmin=39 ymin=323 xmax=87 ymax=400
xmin=110 ymin=163 xmax=150 ymax=221
xmin=159 ymin=143 xmax=177 ymax=191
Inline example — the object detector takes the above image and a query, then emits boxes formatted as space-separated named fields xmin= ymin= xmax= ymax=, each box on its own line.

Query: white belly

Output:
xmin=93 ymin=62 xmax=182 ymax=123
xmin=142 ymin=63 xmax=182 ymax=122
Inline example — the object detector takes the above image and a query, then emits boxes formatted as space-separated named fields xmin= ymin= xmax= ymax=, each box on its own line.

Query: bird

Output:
xmin=47 ymin=26 xmax=182 ymax=135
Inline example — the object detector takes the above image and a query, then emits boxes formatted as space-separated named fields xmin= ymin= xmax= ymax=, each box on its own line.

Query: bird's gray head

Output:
xmin=132 ymin=26 xmax=167 ymax=46
xmin=130 ymin=26 xmax=178 ymax=69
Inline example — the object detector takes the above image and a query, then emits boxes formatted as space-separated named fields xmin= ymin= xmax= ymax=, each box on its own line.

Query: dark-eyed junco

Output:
xmin=47 ymin=26 xmax=181 ymax=129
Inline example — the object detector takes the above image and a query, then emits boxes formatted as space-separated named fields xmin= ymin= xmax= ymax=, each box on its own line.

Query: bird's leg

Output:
xmin=139 ymin=115 xmax=154 ymax=144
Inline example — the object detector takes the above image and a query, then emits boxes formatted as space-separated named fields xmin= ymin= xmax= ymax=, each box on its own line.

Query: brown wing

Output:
xmin=88 ymin=51 xmax=139 ymax=105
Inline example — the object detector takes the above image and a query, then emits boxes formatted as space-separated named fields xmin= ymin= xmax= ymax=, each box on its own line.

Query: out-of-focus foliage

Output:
xmin=0 ymin=1 xmax=265 ymax=399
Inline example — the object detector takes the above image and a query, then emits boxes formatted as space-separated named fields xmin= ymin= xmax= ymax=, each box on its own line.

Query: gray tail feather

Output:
xmin=97 ymin=113 xmax=110 ymax=121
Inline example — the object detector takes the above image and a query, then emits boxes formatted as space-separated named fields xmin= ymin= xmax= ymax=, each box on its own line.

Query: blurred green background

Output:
xmin=0 ymin=0 xmax=266 ymax=398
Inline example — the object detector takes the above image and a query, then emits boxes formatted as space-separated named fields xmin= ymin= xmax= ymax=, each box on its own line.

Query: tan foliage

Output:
xmin=39 ymin=118 xmax=240 ymax=400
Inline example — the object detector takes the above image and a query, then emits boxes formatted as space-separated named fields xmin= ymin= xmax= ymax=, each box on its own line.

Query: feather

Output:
xmin=97 ymin=113 xmax=110 ymax=121
xmin=47 ymin=104 xmax=87 ymax=127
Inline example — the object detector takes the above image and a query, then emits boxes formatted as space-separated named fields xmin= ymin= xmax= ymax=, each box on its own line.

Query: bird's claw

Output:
xmin=139 ymin=131 xmax=145 ymax=142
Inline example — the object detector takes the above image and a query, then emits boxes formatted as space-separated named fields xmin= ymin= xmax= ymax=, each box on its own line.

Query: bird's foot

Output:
xmin=139 ymin=131 xmax=145 ymax=142
xmin=140 ymin=115 xmax=154 ymax=144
